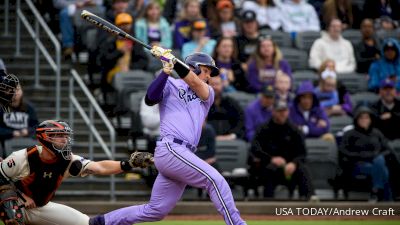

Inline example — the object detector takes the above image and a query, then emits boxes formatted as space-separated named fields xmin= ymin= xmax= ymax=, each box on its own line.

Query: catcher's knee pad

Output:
xmin=0 ymin=185 xmax=25 ymax=225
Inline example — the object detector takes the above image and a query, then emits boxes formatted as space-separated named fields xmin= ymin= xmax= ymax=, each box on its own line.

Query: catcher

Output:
xmin=0 ymin=119 xmax=153 ymax=225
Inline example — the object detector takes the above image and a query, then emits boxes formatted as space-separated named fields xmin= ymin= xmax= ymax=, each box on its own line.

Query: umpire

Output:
xmin=249 ymin=100 xmax=315 ymax=200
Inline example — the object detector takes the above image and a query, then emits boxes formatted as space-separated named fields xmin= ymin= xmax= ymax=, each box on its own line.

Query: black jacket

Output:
xmin=207 ymin=96 xmax=245 ymax=139
xmin=355 ymin=38 xmax=381 ymax=73
xmin=250 ymin=119 xmax=306 ymax=167
xmin=370 ymin=98 xmax=400 ymax=140
xmin=339 ymin=107 xmax=391 ymax=164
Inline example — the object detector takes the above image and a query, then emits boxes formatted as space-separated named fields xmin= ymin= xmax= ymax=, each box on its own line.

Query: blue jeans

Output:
xmin=59 ymin=8 xmax=74 ymax=48
xmin=354 ymin=155 xmax=392 ymax=200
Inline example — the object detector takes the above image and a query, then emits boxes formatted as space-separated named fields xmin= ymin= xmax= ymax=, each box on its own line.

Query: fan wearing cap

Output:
xmin=208 ymin=0 xmax=240 ymax=39
xmin=314 ymin=69 xmax=345 ymax=116
xmin=181 ymin=19 xmax=217 ymax=58
xmin=98 ymin=12 xmax=148 ymax=106
xmin=250 ymin=100 xmax=316 ymax=199
xmin=370 ymin=79 xmax=400 ymax=140
xmin=245 ymin=85 xmax=275 ymax=141
xmin=368 ymin=38 xmax=400 ymax=92
xmin=235 ymin=10 xmax=259 ymax=67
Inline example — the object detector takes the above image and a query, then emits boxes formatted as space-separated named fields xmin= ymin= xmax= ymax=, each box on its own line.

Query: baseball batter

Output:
xmin=0 ymin=120 xmax=153 ymax=225
xmin=90 ymin=47 xmax=246 ymax=225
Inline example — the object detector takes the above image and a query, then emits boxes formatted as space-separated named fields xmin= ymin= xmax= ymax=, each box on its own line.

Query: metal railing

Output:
xmin=15 ymin=0 xmax=61 ymax=119
xmin=69 ymin=69 xmax=116 ymax=201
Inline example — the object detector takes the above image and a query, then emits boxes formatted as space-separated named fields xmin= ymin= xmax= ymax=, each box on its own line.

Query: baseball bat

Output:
xmin=80 ymin=10 xmax=188 ymax=67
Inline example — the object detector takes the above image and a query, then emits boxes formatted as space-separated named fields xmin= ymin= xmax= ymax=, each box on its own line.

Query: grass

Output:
xmin=142 ymin=221 xmax=400 ymax=225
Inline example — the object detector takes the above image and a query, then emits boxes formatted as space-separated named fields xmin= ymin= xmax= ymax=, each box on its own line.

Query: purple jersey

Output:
xmin=159 ymin=77 xmax=214 ymax=146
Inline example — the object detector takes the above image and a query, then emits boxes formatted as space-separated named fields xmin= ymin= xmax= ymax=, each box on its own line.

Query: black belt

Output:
xmin=173 ymin=138 xmax=196 ymax=152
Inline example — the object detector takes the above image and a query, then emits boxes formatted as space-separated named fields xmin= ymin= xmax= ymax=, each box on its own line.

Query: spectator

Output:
xmin=289 ymin=81 xmax=333 ymax=141
xmin=212 ymin=37 xmax=248 ymax=92
xmin=235 ymin=10 xmax=259 ymax=68
xmin=139 ymin=96 xmax=160 ymax=154
xmin=279 ymin=0 xmax=320 ymax=34
xmin=314 ymin=69 xmax=347 ymax=117
xmin=181 ymin=19 xmax=217 ymax=58
xmin=241 ymin=0 xmax=282 ymax=30
xmin=196 ymin=121 xmax=219 ymax=197
xmin=208 ymin=76 xmax=245 ymax=140
xmin=374 ymin=16 xmax=400 ymax=41
xmin=309 ymin=19 xmax=356 ymax=73
xmin=98 ymin=13 xmax=148 ymax=106
xmin=368 ymin=38 xmax=400 ymax=92
xmin=245 ymin=85 xmax=275 ymax=141
xmin=246 ymin=37 xmax=292 ymax=93
xmin=355 ymin=19 xmax=381 ymax=74
xmin=53 ymin=0 xmax=104 ymax=59
xmin=0 ymin=85 xmax=38 ymax=158
xmin=371 ymin=79 xmax=400 ymax=140
xmin=274 ymin=70 xmax=294 ymax=105
xmin=322 ymin=0 xmax=353 ymax=29
xmin=135 ymin=1 xmax=172 ymax=49
xmin=363 ymin=0 xmax=400 ymax=21
xmin=173 ymin=0 xmax=203 ymax=49
xmin=249 ymin=100 xmax=315 ymax=199
xmin=128 ymin=0 xmax=148 ymax=19
xmin=339 ymin=106 xmax=393 ymax=201
xmin=318 ymin=59 xmax=352 ymax=115
xmin=105 ymin=0 xmax=130 ymax=22
xmin=208 ymin=0 xmax=240 ymax=39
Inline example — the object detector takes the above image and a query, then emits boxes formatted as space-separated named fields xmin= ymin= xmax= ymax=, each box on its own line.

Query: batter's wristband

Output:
xmin=174 ymin=61 xmax=190 ymax=79
xmin=120 ymin=161 xmax=132 ymax=171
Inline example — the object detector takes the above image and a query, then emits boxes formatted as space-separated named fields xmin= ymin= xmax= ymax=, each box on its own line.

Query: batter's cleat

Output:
xmin=89 ymin=215 xmax=105 ymax=225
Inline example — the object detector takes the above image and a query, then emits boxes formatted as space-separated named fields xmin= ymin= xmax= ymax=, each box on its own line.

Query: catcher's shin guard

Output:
xmin=0 ymin=185 xmax=24 ymax=225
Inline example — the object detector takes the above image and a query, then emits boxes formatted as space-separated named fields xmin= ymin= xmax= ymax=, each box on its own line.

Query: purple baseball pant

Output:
xmin=104 ymin=137 xmax=246 ymax=225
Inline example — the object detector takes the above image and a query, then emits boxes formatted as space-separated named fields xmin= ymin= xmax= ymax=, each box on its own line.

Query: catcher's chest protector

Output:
xmin=15 ymin=147 xmax=70 ymax=207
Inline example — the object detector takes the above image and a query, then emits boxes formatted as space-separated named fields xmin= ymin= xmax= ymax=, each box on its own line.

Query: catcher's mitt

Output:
xmin=0 ymin=184 xmax=24 ymax=225
xmin=128 ymin=152 xmax=154 ymax=168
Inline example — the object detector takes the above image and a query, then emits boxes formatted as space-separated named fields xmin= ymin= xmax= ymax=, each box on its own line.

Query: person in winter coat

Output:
xmin=249 ymin=100 xmax=315 ymax=199
xmin=339 ymin=106 xmax=393 ymax=201
xmin=289 ymin=81 xmax=333 ymax=141
xmin=368 ymin=38 xmax=400 ymax=92
xmin=309 ymin=18 xmax=356 ymax=73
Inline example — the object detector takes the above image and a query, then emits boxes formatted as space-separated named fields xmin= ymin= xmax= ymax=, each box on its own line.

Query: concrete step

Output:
xmin=5 ymin=64 xmax=71 ymax=76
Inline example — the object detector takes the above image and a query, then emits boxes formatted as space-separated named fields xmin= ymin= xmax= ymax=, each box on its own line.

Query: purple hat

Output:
xmin=380 ymin=79 xmax=395 ymax=89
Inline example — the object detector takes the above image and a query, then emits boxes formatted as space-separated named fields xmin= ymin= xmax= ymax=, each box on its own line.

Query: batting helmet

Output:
xmin=185 ymin=53 xmax=219 ymax=77
xmin=0 ymin=70 xmax=19 ymax=107
xmin=36 ymin=120 xmax=73 ymax=160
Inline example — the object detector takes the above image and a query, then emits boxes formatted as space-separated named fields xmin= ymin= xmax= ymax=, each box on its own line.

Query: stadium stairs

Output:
xmin=0 ymin=2 xmax=151 ymax=202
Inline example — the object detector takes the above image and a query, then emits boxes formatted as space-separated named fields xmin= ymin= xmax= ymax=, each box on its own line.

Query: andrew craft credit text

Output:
xmin=275 ymin=208 xmax=396 ymax=216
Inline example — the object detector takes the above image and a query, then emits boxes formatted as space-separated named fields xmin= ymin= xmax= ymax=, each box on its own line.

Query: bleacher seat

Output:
xmin=280 ymin=48 xmax=309 ymax=71
xmin=329 ymin=115 xmax=353 ymax=135
xmin=225 ymin=91 xmax=257 ymax=110
xmin=342 ymin=29 xmax=362 ymax=46
xmin=337 ymin=73 xmax=368 ymax=94
xmin=292 ymin=70 xmax=318 ymax=89
xmin=112 ymin=70 xmax=153 ymax=129
xmin=350 ymin=92 xmax=380 ymax=110
xmin=4 ymin=138 xmax=38 ymax=156
xmin=305 ymin=139 xmax=338 ymax=189
xmin=259 ymin=29 xmax=292 ymax=48
xmin=215 ymin=140 xmax=249 ymax=178
xmin=377 ymin=29 xmax=400 ymax=43
xmin=294 ymin=31 xmax=321 ymax=51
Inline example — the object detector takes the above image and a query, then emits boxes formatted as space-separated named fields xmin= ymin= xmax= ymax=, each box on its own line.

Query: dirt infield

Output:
xmin=164 ymin=215 xmax=400 ymax=221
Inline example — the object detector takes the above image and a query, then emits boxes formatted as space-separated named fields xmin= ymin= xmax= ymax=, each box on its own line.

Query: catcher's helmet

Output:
xmin=185 ymin=53 xmax=219 ymax=77
xmin=36 ymin=120 xmax=73 ymax=160
xmin=0 ymin=70 xmax=19 ymax=107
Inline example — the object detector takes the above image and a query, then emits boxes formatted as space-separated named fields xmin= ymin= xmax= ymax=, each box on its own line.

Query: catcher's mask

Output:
xmin=184 ymin=53 xmax=219 ymax=77
xmin=36 ymin=120 xmax=73 ymax=160
xmin=0 ymin=71 xmax=19 ymax=107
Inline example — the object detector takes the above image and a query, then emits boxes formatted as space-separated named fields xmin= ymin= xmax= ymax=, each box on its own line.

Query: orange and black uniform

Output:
xmin=15 ymin=146 xmax=70 ymax=207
